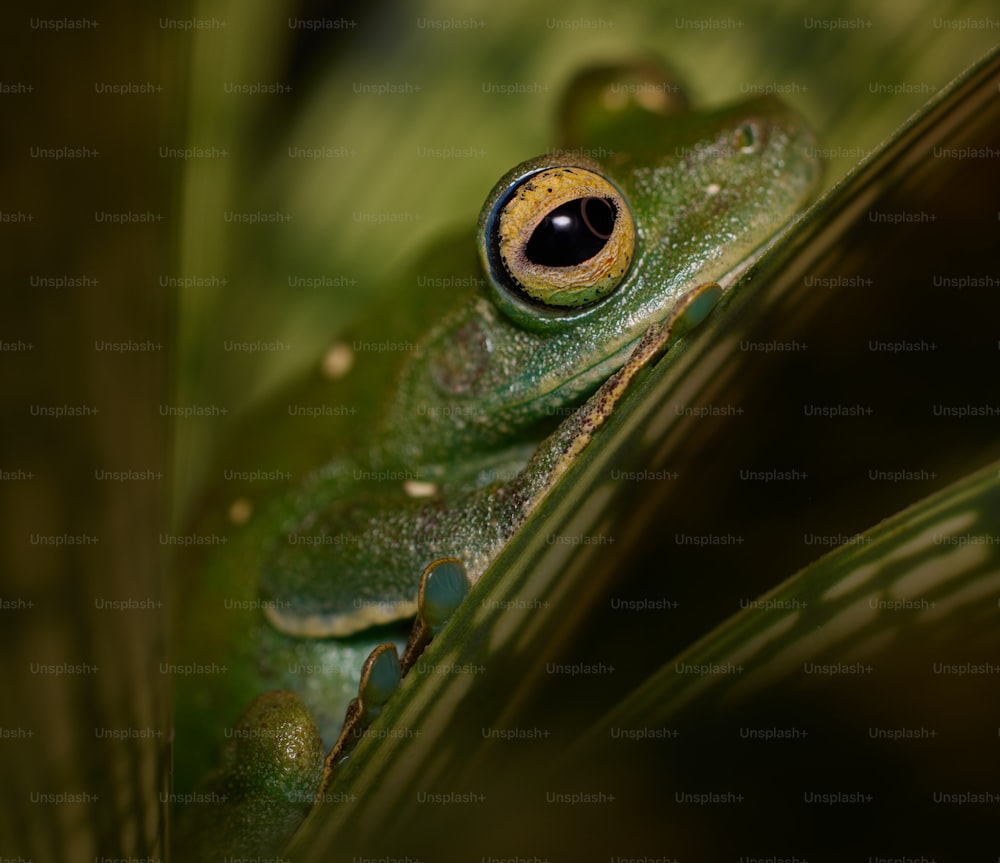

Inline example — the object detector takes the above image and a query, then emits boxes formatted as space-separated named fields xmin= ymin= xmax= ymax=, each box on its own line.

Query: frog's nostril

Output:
xmin=734 ymin=122 xmax=759 ymax=154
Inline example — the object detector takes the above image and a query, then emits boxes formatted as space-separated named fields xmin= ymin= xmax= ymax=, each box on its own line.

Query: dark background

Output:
xmin=1 ymin=1 xmax=997 ymax=859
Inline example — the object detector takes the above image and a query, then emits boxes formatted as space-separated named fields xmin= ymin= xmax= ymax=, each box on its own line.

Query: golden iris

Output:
xmin=496 ymin=167 xmax=635 ymax=308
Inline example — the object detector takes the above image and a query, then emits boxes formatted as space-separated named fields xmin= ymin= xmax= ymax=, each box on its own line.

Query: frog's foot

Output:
xmin=173 ymin=690 xmax=325 ymax=861
xmin=319 ymin=558 xmax=472 ymax=792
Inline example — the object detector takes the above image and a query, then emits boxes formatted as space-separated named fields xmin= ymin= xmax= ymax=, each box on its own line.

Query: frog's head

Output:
xmin=478 ymin=89 xmax=821 ymax=335
xmin=387 ymin=62 xmax=822 ymax=466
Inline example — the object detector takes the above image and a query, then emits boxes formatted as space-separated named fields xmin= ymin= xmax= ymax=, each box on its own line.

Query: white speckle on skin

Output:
xmin=404 ymin=480 xmax=439 ymax=498
xmin=228 ymin=497 xmax=253 ymax=526
xmin=322 ymin=341 xmax=354 ymax=379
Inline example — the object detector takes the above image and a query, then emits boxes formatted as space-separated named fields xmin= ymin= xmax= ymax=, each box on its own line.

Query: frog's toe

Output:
xmin=357 ymin=640 xmax=403 ymax=714
xmin=401 ymin=557 xmax=471 ymax=673
xmin=670 ymin=281 xmax=723 ymax=337
xmin=417 ymin=557 xmax=471 ymax=632
xmin=321 ymin=642 xmax=402 ymax=785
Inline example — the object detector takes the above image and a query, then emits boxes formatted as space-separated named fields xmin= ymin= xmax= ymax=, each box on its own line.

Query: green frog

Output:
xmin=172 ymin=59 xmax=820 ymax=858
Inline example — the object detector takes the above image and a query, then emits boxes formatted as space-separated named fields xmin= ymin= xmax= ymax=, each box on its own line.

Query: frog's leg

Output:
xmin=317 ymin=281 xmax=722 ymax=787
xmin=172 ymin=690 xmax=325 ymax=861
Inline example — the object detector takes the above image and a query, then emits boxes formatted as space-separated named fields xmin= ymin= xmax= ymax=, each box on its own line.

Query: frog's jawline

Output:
xmin=518 ymin=220 xmax=791 ymax=414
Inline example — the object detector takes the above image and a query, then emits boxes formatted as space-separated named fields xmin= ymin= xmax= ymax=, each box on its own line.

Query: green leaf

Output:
xmin=588 ymin=456 xmax=1000 ymax=732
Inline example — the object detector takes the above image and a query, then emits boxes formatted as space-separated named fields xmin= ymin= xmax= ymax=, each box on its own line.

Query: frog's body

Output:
xmin=260 ymin=91 xmax=820 ymax=644
xmin=174 ymin=60 xmax=820 ymax=858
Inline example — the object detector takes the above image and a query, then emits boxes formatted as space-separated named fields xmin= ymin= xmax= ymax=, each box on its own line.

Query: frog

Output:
xmin=172 ymin=58 xmax=821 ymax=859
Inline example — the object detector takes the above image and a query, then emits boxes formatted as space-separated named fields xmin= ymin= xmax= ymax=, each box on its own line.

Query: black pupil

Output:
xmin=524 ymin=196 xmax=616 ymax=267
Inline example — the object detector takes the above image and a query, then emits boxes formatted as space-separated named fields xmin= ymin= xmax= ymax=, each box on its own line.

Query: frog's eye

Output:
xmin=488 ymin=167 xmax=635 ymax=311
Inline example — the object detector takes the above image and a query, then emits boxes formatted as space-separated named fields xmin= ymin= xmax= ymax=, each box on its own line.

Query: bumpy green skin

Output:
xmin=258 ymin=87 xmax=820 ymax=646
xmin=383 ymin=97 xmax=818 ymax=465
xmin=173 ymin=691 xmax=325 ymax=861
xmin=176 ymin=60 xmax=821 ymax=855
